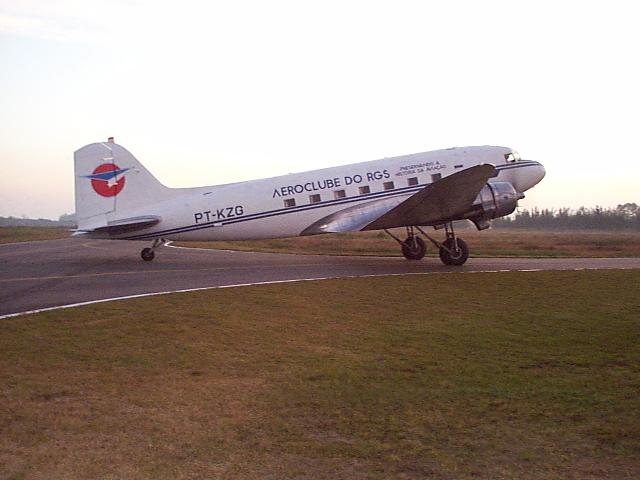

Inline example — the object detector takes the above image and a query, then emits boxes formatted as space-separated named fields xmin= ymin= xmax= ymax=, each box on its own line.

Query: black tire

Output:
xmin=439 ymin=238 xmax=469 ymax=266
xmin=141 ymin=248 xmax=155 ymax=262
xmin=401 ymin=236 xmax=427 ymax=260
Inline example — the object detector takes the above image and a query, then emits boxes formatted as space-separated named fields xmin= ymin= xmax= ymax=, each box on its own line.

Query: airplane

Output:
xmin=74 ymin=137 xmax=545 ymax=265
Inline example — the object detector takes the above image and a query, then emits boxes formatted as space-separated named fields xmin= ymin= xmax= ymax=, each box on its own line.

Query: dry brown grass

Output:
xmin=178 ymin=228 xmax=640 ymax=258
xmin=1 ymin=271 xmax=639 ymax=479
xmin=3 ymin=226 xmax=638 ymax=258
xmin=0 ymin=227 xmax=70 ymax=244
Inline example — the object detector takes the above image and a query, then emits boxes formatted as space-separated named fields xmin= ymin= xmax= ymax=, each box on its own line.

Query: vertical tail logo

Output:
xmin=84 ymin=164 xmax=131 ymax=197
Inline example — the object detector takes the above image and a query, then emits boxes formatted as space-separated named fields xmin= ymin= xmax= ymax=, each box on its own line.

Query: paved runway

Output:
xmin=2 ymin=238 xmax=639 ymax=318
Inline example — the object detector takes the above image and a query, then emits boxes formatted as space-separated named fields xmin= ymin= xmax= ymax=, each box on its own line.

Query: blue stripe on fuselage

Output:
xmin=124 ymin=183 xmax=424 ymax=240
xmin=123 ymin=162 xmax=535 ymax=240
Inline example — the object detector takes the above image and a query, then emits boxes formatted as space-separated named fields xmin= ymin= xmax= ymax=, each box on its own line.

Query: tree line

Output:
xmin=0 ymin=213 xmax=76 ymax=228
xmin=493 ymin=203 xmax=640 ymax=230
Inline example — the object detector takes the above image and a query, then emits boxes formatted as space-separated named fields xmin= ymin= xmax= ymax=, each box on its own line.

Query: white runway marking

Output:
xmin=0 ymin=277 xmax=330 ymax=320
xmin=0 ymin=266 xmax=633 ymax=321
xmin=165 ymin=243 xmax=240 ymax=253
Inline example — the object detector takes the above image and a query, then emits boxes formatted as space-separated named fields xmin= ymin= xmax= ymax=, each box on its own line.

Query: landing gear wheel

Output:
xmin=439 ymin=238 xmax=469 ymax=266
xmin=401 ymin=236 xmax=427 ymax=260
xmin=141 ymin=248 xmax=155 ymax=262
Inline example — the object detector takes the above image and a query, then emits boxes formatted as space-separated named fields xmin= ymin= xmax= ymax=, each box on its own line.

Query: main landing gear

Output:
xmin=385 ymin=223 xmax=470 ymax=266
xmin=402 ymin=233 xmax=427 ymax=260
xmin=141 ymin=238 xmax=167 ymax=261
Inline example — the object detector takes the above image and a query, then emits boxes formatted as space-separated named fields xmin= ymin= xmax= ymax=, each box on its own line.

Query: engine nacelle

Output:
xmin=464 ymin=182 xmax=522 ymax=230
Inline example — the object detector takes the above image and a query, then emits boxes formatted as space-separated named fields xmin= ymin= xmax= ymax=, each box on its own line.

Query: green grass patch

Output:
xmin=0 ymin=226 xmax=70 ymax=244
xmin=1 ymin=270 xmax=640 ymax=478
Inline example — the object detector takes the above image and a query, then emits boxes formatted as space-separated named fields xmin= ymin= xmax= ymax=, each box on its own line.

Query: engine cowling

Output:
xmin=464 ymin=182 xmax=522 ymax=230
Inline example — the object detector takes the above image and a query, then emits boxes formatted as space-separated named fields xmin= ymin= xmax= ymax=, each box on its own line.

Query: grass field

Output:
xmin=0 ymin=227 xmax=70 ymax=244
xmin=3 ymin=226 xmax=639 ymax=258
xmin=1 ymin=270 xmax=639 ymax=479
xmin=177 ymin=228 xmax=640 ymax=258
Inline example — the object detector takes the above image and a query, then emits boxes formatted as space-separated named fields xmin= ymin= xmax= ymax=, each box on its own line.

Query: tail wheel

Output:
xmin=401 ymin=236 xmax=427 ymax=260
xmin=141 ymin=248 xmax=155 ymax=262
xmin=439 ymin=238 xmax=469 ymax=266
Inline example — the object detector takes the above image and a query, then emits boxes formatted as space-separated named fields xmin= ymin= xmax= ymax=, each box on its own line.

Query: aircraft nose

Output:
xmin=514 ymin=160 xmax=546 ymax=193
xmin=531 ymin=161 xmax=546 ymax=185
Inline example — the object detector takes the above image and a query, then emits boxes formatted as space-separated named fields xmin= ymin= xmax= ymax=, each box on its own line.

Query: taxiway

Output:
xmin=1 ymin=238 xmax=639 ymax=318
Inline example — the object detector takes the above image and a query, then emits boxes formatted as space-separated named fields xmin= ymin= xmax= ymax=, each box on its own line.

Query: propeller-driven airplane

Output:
xmin=74 ymin=138 xmax=545 ymax=265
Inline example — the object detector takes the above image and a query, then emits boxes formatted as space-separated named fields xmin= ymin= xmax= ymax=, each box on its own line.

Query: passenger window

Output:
xmin=407 ymin=177 xmax=418 ymax=186
xmin=284 ymin=198 xmax=296 ymax=208
xmin=309 ymin=194 xmax=321 ymax=204
xmin=334 ymin=190 xmax=346 ymax=199
xmin=358 ymin=185 xmax=370 ymax=195
xmin=431 ymin=173 xmax=442 ymax=182
xmin=383 ymin=181 xmax=395 ymax=191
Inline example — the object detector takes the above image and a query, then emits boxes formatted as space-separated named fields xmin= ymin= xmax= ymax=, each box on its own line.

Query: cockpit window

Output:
xmin=504 ymin=151 xmax=521 ymax=163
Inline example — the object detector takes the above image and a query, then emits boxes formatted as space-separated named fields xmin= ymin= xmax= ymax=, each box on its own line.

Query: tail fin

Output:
xmin=74 ymin=140 xmax=172 ymax=232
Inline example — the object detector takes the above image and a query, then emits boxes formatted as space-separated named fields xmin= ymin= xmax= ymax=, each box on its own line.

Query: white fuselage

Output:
xmin=113 ymin=146 xmax=545 ymax=242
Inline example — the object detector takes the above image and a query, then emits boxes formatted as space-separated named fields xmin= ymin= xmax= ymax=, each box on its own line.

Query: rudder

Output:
xmin=74 ymin=139 xmax=172 ymax=231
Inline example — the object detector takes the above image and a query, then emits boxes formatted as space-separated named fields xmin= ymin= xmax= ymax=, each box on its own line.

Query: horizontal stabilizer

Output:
xmin=73 ymin=215 xmax=161 ymax=236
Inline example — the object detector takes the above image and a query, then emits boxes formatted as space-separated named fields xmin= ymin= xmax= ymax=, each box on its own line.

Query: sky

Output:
xmin=1 ymin=0 xmax=638 ymax=219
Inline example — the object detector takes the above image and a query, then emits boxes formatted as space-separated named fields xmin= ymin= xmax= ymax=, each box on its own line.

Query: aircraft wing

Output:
xmin=73 ymin=215 xmax=161 ymax=236
xmin=301 ymin=164 xmax=495 ymax=235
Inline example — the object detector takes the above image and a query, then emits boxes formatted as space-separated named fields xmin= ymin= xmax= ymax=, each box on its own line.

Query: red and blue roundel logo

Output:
xmin=85 ymin=164 xmax=131 ymax=197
